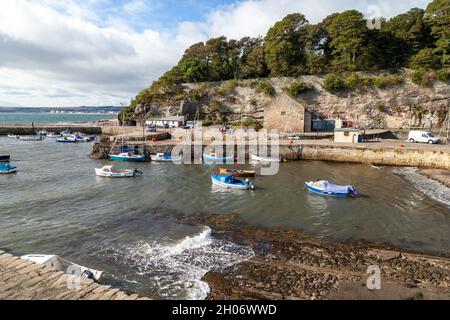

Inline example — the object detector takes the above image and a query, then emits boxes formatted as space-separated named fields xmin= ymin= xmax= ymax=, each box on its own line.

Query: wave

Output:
xmin=101 ymin=226 xmax=254 ymax=300
xmin=392 ymin=167 xmax=450 ymax=208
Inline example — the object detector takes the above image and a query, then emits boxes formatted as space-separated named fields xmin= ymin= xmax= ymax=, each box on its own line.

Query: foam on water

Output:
xmin=103 ymin=226 xmax=254 ymax=300
xmin=392 ymin=167 xmax=450 ymax=207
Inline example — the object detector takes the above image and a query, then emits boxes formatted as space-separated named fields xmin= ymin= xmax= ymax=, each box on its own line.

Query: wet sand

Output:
xmin=178 ymin=213 xmax=450 ymax=300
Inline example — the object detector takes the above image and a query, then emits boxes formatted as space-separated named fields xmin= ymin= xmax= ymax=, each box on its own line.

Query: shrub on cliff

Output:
xmin=412 ymin=70 xmax=433 ymax=86
xmin=282 ymin=80 xmax=314 ymax=97
xmin=436 ymin=68 xmax=450 ymax=81
xmin=343 ymin=73 xmax=360 ymax=89
xmin=251 ymin=80 xmax=276 ymax=97
xmin=214 ymin=80 xmax=237 ymax=96
xmin=323 ymin=74 xmax=345 ymax=92
xmin=243 ymin=118 xmax=263 ymax=130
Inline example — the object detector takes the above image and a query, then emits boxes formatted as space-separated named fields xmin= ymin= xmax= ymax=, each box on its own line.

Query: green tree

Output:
xmin=264 ymin=13 xmax=309 ymax=76
xmin=424 ymin=0 xmax=450 ymax=66
xmin=410 ymin=47 xmax=441 ymax=69
xmin=326 ymin=10 xmax=368 ymax=71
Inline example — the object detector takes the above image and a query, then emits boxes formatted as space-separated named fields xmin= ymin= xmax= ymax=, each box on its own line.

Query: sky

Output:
xmin=0 ymin=0 xmax=432 ymax=107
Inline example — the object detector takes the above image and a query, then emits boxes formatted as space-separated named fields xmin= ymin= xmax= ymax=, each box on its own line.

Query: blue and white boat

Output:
xmin=110 ymin=152 xmax=146 ymax=162
xmin=212 ymin=174 xmax=255 ymax=190
xmin=56 ymin=136 xmax=78 ymax=143
xmin=0 ymin=163 xmax=17 ymax=174
xmin=305 ymin=180 xmax=360 ymax=198
xmin=151 ymin=153 xmax=183 ymax=163
xmin=203 ymin=153 xmax=234 ymax=163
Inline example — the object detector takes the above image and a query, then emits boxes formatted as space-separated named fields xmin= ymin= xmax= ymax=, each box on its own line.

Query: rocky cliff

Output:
xmin=145 ymin=70 xmax=449 ymax=130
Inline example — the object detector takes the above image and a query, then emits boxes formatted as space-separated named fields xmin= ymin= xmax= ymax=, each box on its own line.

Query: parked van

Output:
xmin=408 ymin=130 xmax=440 ymax=144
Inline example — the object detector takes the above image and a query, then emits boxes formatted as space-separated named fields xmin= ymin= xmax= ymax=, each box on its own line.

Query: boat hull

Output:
xmin=251 ymin=154 xmax=281 ymax=163
xmin=0 ymin=168 xmax=17 ymax=174
xmin=203 ymin=154 xmax=234 ymax=163
xmin=304 ymin=182 xmax=350 ymax=197
xmin=211 ymin=176 xmax=250 ymax=190
xmin=110 ymin=154 xmax=146 ymax=162
xmin=151 ymin=155 xmax=183 ymax=162
xmin=95 ymin=168 xmax=136 ymax=178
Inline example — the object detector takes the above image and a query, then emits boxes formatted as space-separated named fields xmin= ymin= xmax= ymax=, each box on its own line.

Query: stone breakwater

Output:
xmin=0 ymin=250 xmax=149 ymax=300
xmin=91 ymin=139 xmax=450 ymax=170
xmin=178 ymin=214 xmax=450 ymax=300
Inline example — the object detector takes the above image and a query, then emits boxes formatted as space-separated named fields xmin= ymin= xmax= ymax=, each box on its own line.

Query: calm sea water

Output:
xmin=0 ymin=137 xmax=449 ymax=299
xmin=0 ymin=112 xmax=116 ymax=125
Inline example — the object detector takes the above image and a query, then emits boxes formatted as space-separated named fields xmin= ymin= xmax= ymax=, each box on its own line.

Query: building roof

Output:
xmin=147 ymin=116 xmax=185 ymax=122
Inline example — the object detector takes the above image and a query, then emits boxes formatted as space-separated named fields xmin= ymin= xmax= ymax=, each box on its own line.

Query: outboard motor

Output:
xmin=81 ymin=270 xmax=96 ymax=281
xmin=352 ymin=189 xmax=360 ymax=197
xmin=134 ymin=169 xmax=143 ymax=175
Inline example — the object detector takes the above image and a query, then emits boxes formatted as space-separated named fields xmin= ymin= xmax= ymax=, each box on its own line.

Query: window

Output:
xmin=344 ymin=131 xmax=350 ymax=137
xmin=281 ymin=112 xmax=286 ymax=116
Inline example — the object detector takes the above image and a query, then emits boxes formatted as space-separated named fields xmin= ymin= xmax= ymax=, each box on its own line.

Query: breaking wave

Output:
xmin=102 ymin=226 xmax=254 ymax=300
xmin=392 ymin=167 xmax=450 ymax=208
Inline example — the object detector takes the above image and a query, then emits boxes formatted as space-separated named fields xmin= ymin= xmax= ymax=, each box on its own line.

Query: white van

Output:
xmin=408 ymin=130 xmax=440 ymax=144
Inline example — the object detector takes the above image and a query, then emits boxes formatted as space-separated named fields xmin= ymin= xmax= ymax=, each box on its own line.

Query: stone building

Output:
xmin=264 ymin=94 xmax=311 ymax=133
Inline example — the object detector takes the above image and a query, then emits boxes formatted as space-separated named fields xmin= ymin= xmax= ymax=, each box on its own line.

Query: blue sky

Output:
xmin=0 ymin=0 xmax=431 ymax=107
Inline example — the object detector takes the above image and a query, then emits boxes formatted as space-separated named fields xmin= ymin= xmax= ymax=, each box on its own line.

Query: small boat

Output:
xmin=61 ymin=130 xmax=73 ymax=137
xmin=251 ymin=154 xmax=282 ymax=163
xmin=7 ymin=134 xmax=20 ymax=139
xmin=46 ymin=132 xmax=61 ymax=138
xmin=217 ymin=168 xmax=256 ymax=178
xmin=151 ymin=153 xmax=183 ymax=162
xmin=73 ymin=134 xmax=95 ymax=143
xmin=305 ymin=180 xmax=360 ymax=198
xmin=56 ymin=136 xmax=78 ymax=143
xmin=0 ymin=163 xmax=17 ymax=174
xmin=37 ymin=130 xmax=48 ymax=136
xmin=110 ymin=152 xmax=146 ymax=162
xmin=95 ymin=165 xmax=142 ymax=178
xmin=19 ymin=136 xmax=43 ymax=141
xmin=203 ymin=153 xmax=234 ymax=163
xmin=212 ymin=174 xmax=255 ymax=190
xmin=0 ymin=155 xmax=10 ymax=162
xmin=21 ymin=254 xmax=103 ymax=282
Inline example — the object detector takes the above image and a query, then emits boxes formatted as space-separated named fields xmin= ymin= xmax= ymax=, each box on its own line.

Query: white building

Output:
xmin=334 ymin=128 xmax=360 ymax=143
xmin=146 ymin=116 xmax=185 ymax=128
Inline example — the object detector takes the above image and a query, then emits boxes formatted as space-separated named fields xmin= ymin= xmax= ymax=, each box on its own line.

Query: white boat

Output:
xmin=37 ymin=130 xmax=48 ymax=136
xmin=19 ymin=136 xmax=43 ymax=141
xmin=150 ymin=153 xmax=183 ymax=162
xmin=46 ymin=132 xmax=60 ymax=138
xmin=21 ymin=254 xmax=103 ymax=281
xmin=95 ymin=165 xmax=142 ymax=178
xmin=7 ymin=134 xmax=20 ymax=139
xmin=250 ymin=154 xmax=282 ymax=163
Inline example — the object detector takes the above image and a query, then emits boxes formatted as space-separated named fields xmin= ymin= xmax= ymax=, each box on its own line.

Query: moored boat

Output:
xmin=203 ymin=153 xmax=234 ymax=163
xmin=212 ymin=174 xmax=255 ymax=190
xmin=21 ymin=254 xmax=103 ymax=282
xmin=250 ymin=154 xmax=282 ymax=163
xmin=150 ymin=153 xmax=183 ymax=162
xmin=305 ymin=180 xmax=360 ymax=198
xmin=7 ymin=134 xmax=20 ymax=139
xmin=110 ymin=152 xmax=146 ymax=162
xmin=37 ymin=130 xmax=48 ymax=136
xmin=46 ymin=132 xmax=61 ymax=138
xmin=56 ymin=136 xmax=78 ymax=143
xmin=95 ymin=165 xmax=142 ymax=178
xmin=0 ymin=163 xmax=17 ymax=174
xmin=217 ymin=168 xmax=256 ymax=178
xmin=19 ymin=135 xmax=43 ymax=141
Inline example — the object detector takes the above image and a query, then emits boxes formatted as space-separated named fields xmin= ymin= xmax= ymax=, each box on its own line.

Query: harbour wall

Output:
xmin=91 ymin=140 xmax=450 ymax=170
xmin=0 ymin=125 xmax=102 ymax=135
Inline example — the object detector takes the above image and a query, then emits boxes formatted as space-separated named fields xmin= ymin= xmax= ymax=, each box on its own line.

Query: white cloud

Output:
xmin=0 ymin=0 xmax=431 ymax=107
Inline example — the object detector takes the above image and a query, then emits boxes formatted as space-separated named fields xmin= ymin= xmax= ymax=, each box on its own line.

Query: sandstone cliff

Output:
xmin=147 ymin=70 xmax=449 ymax=130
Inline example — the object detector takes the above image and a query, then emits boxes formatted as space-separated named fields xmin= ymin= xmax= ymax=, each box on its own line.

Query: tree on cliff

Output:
xmin=326 ymin=10 xmax=368 ymax=72
xmin=264 ymin=13 xmax=309 ymax=76
xmin=424 ymin=0 xmax=450 ymax=67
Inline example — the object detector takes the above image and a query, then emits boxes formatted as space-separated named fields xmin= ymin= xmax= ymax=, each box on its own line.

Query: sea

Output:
xmin=0 ymin=137 xmax=449 ymax=299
